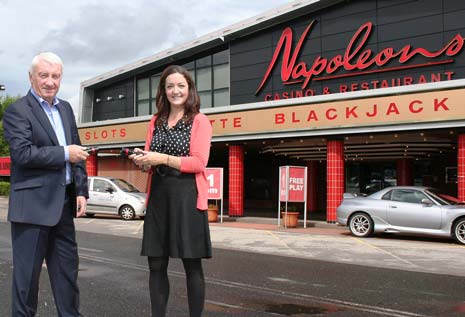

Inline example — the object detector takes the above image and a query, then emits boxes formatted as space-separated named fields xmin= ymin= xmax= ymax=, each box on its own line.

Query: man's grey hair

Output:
xmin=29 ymin=52 xmax=64 ymax=74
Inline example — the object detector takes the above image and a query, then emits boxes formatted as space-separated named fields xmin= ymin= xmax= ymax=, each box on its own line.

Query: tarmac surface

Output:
xmin=1 ymin=196 xmax=465 ymax=277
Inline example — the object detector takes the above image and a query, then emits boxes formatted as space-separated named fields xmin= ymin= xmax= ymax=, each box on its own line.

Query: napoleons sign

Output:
xmin=255 ymin=21 xmax=464 ymax=100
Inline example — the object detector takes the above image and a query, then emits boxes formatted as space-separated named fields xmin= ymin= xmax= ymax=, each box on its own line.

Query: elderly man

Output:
xmin=3 ymin=52 xmax=89 ymax=317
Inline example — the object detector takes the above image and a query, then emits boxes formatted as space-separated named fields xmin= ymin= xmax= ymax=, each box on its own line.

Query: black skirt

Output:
xmin=141 ymin=166 xmax=212 ymax=259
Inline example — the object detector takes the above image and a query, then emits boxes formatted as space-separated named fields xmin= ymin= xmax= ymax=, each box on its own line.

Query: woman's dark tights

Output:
xmin=148 ymin=257 xmax=205 ymax=317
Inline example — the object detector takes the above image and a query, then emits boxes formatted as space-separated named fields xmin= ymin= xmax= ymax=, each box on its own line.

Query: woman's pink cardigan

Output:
xmin=144 ymin=113 xmax=212 ymax=210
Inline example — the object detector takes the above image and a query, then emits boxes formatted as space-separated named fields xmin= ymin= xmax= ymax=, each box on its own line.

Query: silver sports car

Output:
xmin=336 ymin=186 xmax=465 ymax=244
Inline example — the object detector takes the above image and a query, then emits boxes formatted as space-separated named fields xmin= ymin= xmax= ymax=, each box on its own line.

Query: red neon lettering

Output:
xmin=255 ymin=21 xmax=316 ymax=94
xmin=366 ymin=104 xmax=377 ymax=117
xmin=275 ymin=113 xmax=285 ymax=124
xmin=409 ymin=100 xmax=423 ymax=113
xmin=434 ymin=98 xmax=449 ymax=111
xmin=307 ymin=110 xmax=318 ymax=121
xmin=346 ymin=106 xmax=358 ymax=118
xmin=292 ymin=112 xmax=300 ymax=123
xmin=404 ymin=77 xmax=413 ymax=85
xmin=418 ymin=75 xmax=427 ymax=83
xmin=255 ymin=21 xmax=464 ymax=94
xmin=233 ymin=117 xmax=242 ymax=128
xmin=325 ymin=109 xmax=336 ymax=120
xmin=386 ymin=102 xmax=400 ymax=115
xmin=444 ymin=71 xmax=454 ymax=80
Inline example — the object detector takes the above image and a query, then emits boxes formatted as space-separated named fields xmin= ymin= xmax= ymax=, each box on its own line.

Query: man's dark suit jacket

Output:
xmin=3 ymin=91 xmax=88 ymax=226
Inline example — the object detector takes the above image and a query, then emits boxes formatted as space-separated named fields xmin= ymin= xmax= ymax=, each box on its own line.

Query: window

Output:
xmin=151 ymin=75 xmax=161 ymax=99
xmin=196 ymin=65 xmax=212 ymax=108
xmin=196 ymin=67 xmax=212 ymax=91
xmin=138 ymin=100 xmax=150 ymax=116
xmin=199 ymin=91 xmax=212 ymax=108
xmin=93 ymin=179 xmax=115 ymax=193
xmin=194 ymin=51 xmax=229 ymax=109
xmin=381 ymin=191 xmax=392 ymax=200
xmin=213 ymin=63 xmax=229 ymax=89
xmin=391 ymin=190 xmax=427 ymax=204
xmin=137 ymin=78 xmax=150 ymax=115
xmin=137 ymin=78 xmax=150 ymax=100
xmin=196 ymin=56 xmax=211 ymax=68
xmin=134 ymin=49 xmax=230 ymax=117
xmin=214 ymin=88 xmax=229 ymax=107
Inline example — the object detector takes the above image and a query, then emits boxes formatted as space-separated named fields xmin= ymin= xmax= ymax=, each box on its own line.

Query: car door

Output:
xmin=89 ymin=179 xmax=118 ymax=214
xmin=386 ymin=189 xmax=442 ymax=230
xmin=86 ymin=178 xmax=96 ymax=212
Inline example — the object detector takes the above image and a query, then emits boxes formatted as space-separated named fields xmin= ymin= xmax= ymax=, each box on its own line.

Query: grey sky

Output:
xmin=0 ymin=0 xmax=290 ymax=113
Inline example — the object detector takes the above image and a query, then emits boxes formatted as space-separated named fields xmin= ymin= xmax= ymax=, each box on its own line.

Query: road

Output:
xmin=1 ymin=198 xmax=465 ymax=316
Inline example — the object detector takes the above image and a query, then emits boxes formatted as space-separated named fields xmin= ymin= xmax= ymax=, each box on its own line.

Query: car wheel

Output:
xmin=349 ymin=212 xmax=374 ymax=237
xmin=453 ymin=218 xmax=465 ymax=245
xmin=86 ymin=213 xmax=95 ymax=217
xmin=120 ymin=205 xmax=135 ymax=220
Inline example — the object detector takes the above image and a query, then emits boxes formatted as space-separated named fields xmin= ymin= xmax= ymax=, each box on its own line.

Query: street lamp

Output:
xmin=0 ymin=85 xmax=5 ymax=91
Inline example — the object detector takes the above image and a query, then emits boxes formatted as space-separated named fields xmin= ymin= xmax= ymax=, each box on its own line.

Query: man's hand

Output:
xmin=76 ymin=196 xmax=87 ymax=217
xmin=69 ymin=145 xmax=89 ymax=163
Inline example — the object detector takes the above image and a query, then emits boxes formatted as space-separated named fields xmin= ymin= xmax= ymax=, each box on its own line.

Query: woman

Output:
xmin=130 ymin=65 xmax=212 ymax=317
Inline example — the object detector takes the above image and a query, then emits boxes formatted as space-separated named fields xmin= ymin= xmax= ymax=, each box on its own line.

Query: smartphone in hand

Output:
xmin=120 ymin=148 xmax=144 ymax=157
xmin=84 ymin=147 xmax=99 ymax=154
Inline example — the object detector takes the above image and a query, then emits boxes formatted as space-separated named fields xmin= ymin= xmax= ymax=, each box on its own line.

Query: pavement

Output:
xmin=211 ymin=213 xmax=345 ymax=234
xmin=2 ymin=195 xmax=465 ymax=278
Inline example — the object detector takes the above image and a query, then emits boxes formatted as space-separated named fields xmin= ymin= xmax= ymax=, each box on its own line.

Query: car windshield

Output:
xmin=425 ymin=188 xmax=462 ymax=205
xmin=111 ymin=179 xmax=140 ymax=193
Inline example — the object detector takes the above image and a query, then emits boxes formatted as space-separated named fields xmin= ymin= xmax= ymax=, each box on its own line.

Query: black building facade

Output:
xmin=79 ymin=0 xmax=465 ymax=220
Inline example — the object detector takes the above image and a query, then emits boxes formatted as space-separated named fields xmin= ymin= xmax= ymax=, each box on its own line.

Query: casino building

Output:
xmin=78 ymin=0 xmax=465 ymax=221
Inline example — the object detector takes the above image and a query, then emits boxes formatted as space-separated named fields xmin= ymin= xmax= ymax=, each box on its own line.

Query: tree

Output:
xmin=0 ymin=94 xmax=22 ymax=156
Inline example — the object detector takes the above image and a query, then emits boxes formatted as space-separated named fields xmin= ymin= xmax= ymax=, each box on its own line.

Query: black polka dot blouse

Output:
xmin=150 ymin=117 xmax=192 ymax=156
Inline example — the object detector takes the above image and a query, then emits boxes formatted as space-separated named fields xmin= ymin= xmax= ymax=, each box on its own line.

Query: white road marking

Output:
xmin=132 ymin=221 xmax=144 ymax=235
xmin=352 ymin=237 xmax=419 ymax=268
xmin=79 ymin=252 xmax=428 ymax=317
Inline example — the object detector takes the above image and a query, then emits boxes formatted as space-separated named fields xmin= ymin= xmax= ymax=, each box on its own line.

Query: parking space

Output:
xmin=76 ymin=216 xmax=145 ymax=237
xmin=2 ymin=200 xmax=465 ymax=278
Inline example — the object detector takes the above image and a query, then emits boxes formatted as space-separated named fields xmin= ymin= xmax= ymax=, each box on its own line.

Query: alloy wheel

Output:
xmin=120 ymin=205 xmax=135 ymax=220
xmin=349 ymin=213 xmax=373 ymax=237
xmin=453 ymin=219 xmax=465 ymax=245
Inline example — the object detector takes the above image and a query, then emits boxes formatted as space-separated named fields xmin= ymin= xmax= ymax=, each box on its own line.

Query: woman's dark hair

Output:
xmin=154 ymin=65 xmax=200 ymax=125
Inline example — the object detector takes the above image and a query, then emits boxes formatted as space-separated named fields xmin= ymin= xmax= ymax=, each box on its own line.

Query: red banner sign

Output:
xmin=279 ymin=166 xmax=306 ymax=202
xmin=279 ymin=166 xmax=287 ymax=201
xmin=206 ymin=168 xmax=223 ymax=200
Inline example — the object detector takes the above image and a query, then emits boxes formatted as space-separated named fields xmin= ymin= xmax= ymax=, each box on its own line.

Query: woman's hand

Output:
xmin=129 ymin=148 xmax=166 ymax=167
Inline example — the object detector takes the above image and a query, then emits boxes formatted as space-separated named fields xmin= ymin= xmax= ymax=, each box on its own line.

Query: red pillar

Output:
xmin=396 ymin=158 xmax=412 ymax=186
xmin=326 ymin=140 xmax=344 ymax=223
xmin=86 ymin=152 xmax=98 ymax=176
xmin=458 ymin=135 xmax=465 ymax=202
xmin=306 ymin=161 xmax=318 ymax=213
xmin=228 ymin=145 xmax=244 ymax=217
